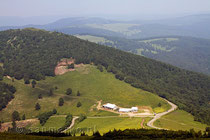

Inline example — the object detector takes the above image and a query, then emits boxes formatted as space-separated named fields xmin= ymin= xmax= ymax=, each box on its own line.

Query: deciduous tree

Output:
xmin=12 ymin=111 xmax=20 ymax=121
xmin=66 ymin=88 xmax=72 ymax=95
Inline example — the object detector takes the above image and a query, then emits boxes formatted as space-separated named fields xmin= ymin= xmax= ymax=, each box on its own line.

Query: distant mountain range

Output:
xmin=1 ymin=14 xmax=210 ymax=76
xmin=1 ymin=14 xmax=210 ymax=39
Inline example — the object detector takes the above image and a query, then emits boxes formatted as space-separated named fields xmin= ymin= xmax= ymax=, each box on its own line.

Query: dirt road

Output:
xmin=147 ymin=99 xmax=178 ymax=129
xmin=62 ymin=116 xmax=79 ymax=133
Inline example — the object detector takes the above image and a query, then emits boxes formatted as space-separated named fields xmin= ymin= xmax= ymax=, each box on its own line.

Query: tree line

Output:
xmin=0 ymin=81 xmax=16 ymax=111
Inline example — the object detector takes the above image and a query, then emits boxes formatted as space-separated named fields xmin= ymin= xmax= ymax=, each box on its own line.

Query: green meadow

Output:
xmin=86 ymin=23 xmax=141 ymax=36
xmin=0 ymin=65 xmax=169 ymax=122
xmin=139 ymin=38 xmax=179 ymax=43
xmin=1 ymin=64 xmax=209 ymax=133
xmin=30 ymin=115 xmax=66 ymax=132
xmin=154 ymin=110 xmax=209 ymax=131
xmin=75 ymin=35 xmax=114 ymax=44
xmin=69 ymin=117 xmax=150 ymax=135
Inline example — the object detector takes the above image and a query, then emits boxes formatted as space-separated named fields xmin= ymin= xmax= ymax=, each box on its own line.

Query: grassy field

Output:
xmin=75 ymin=35 xmax=114 ymax=44
xmin=154 ymin=110 xmax=209 ymax=131
xmin=0 ymin=65 xmax=170 ymax=122
xmin=69 ymin=117 xmax=150 ymax=135
xmin=86 ymin=23 xmax=141 ymax=36
xmin=150 ymin=44 xmax=176 ymax=52
xmin=30 ymin=116 xmax=66 ymax=132
xmin=1 ymin=64 xmax=208 ymax=134
xmin=136 ymin=38 xmax=178 ymax=55
xmin=139 ymin=38 xmax=179 ymax=43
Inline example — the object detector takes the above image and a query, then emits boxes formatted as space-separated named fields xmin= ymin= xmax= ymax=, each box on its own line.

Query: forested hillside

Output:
xmin=76 ymin=35 xmax=210 ymax=75
xmin=0 ymin=28 xmax=209 ymax=125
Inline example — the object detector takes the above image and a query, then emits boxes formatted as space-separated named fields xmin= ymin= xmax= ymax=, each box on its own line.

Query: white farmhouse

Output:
xmin=103 ymin=103 xmax=117 ymax=110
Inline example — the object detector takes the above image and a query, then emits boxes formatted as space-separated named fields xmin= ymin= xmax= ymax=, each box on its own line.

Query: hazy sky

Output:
xmin=1 ymin=0 xmax=210 ymax=18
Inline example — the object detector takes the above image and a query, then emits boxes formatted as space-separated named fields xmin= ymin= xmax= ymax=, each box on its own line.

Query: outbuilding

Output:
xmin=119 ymin=108 xmax=132 ymax=113
xmin=103 ymin=103 xmax=117 ymax=110
xmin=131 ymin=107 xmax=138 ymax=112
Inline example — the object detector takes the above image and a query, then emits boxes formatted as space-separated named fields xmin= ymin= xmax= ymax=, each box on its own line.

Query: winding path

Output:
xmin=62 ymin=116 xmax=79 ymax=133
xmin=147 ymin=99 xmax=178 ymax=129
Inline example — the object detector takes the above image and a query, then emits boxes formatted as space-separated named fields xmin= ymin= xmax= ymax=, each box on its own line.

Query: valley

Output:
xmin=76 ymin=34 xmax=210 ymax=75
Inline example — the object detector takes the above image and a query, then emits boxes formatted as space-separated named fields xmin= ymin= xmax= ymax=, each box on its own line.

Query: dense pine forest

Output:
xmin=0 ymin=28 xmax=209 ymax=125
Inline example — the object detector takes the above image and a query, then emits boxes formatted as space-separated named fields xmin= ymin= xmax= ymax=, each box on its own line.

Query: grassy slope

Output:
xmin=86 ymin=23 xmax=141 ymax=36
xmin=75 ymin=35 xmax=113 ymax=44
xmin=0 ymin=65 xmax=169 ymax=122
xmin=0 ymin=65 xmax=208 ymax=133
xmin=69 ymin=117 xmax=150 ymax=135
xmin=154 ymin=110 xmax=209 ymax=131
xmin=30 ymin=116 xmax=66 ymax=132
xmin=139 ymin=38 xmax=179 ymax=43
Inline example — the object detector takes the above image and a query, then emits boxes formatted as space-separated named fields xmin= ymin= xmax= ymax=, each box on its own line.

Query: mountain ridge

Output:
xmin=1 ymin=14 xmax=210 ymax=39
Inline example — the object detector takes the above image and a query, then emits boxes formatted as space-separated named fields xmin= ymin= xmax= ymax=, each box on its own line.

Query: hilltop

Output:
xmin=0 ymin=28 xmax=209 ymax=126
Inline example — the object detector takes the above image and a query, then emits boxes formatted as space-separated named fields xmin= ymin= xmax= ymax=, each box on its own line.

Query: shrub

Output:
xmin=68 ymin=63 xmax=74 ymax=69
xmin=78 ymin=114 xmax=87 ymax=122
xmin=58 ymin=114 xmax=73 ymax=132
xmin=97 ymin=65 xmax=103 ymax=72
xmin=59 ymin=98 xmax=64 ymax=106
xmin=35 ymin=103 xmax=41 ymax=110
xmin=38 ymin=94 xmax=42 ymax=99
xmin=32 ymin=80 xmax=36 ymax=88
xmin=37 ymin=110 xmax=54 ymax=126
xmin=77 ymin=91 xmax=81 ymax=96
xmin=24 ymin=79 xmax=30 ymax=84
xmin=52 ymin=109 xmax=57 ymax=114
xmin=66 ymin=88 xmax=72 ymax=95
xmin=22 ymin=114 xmax=26 ymax=120
xmin=48 ymin=89 xmax=53 ymax=96
xmin=77 ymin=102 xmax=82 ymax=108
